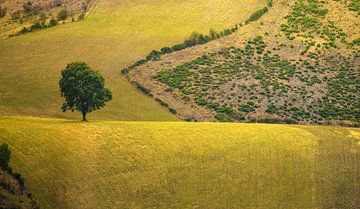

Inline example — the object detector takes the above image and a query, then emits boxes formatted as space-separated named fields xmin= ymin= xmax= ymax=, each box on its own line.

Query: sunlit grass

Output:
xmin=0 ymin=116 xmax=359 ymax=208
xmin=0 ymin=0 xmax=264 ymax=121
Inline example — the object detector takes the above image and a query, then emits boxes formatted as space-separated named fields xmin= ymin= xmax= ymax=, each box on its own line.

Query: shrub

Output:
xmin=161 ymin=47 xmax=172 ymax=54
xmin=57 ymin=9 xmax=69 ymax=21
xmin=239 ymin=103 xmax=255 ymax=113
xmin=0 ymin=142 xmax=11 ymax=171
xmin=0 ymin=7 xmax=6 ymax=18
xmin=146 ymin=50 xmax=161 ymax=61
xmin=266 ymin=104 xmax=277 ymax=114
xmin=247 ymin=7 xmax=268 ymax=23
xmin=49 ymin=18 xmax=58 ymax=26
xmin=169 ymin=108 xmax=177 ymax=114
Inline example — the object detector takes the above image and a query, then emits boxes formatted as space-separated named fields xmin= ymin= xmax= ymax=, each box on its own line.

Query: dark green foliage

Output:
xmin=59 ymin=62 xmax=112 ymax=121
xmin=161 ymin=47 xmax=172 ymax=54
xmin=154 ymin=34 xmax=359 ymax=124
xmin=147 ymin=50 xmax=161 ymax=61
xmin=250 ymin=118 xmax=297 ymax=124
xmin=246 ymin=7 xmax=269 ymax=24
xmin=267 ymin=0 xmax=273 ymax=7
xmin=266 ymin=104 xmax=277 ymax=114
xmin=239 ymin=103 xmax=255 ymax=113
xmin=319 ymin=66 xmax=360 ymax=122
xmin=351 ymin=38 xmax=360 ymax=46
xmin=49 ymin=18 xmax=58 ymax=26
xmin=0 ymin=7 xmax=6 ymax=18
xmin=280 ymin=0 xmax=349 ymax=53
xmin=0 ymin=142 xmax=11 ymax=171
xmin=57 ymin=9 xmax=69 ymax=21
xmin=348 ymin=0 xmax=360 ymax=14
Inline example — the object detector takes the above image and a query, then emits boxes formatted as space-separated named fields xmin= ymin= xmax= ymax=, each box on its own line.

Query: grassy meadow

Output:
xmin=0 ymin=0 xmax=265 ymax=121
xmin=0 ymin=116 xmax=359 ymax=209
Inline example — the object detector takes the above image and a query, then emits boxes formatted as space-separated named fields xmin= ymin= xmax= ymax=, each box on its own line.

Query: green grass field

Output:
xmin=0 ymin=0 xmax=265 ymax=121
xmin=0 ymin=116 xmax=359 ymax=209
xmin=1 ymin=1 xmax=359 ymax=208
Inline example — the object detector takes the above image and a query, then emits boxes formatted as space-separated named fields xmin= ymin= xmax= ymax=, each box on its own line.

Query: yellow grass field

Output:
xmin=0 ymin=0 xmax=265 ymax=121
xmin=0 ymin=116 xmax=359 ymax=209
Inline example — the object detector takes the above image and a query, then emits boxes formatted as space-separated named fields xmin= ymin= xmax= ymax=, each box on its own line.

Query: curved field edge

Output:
xmin=0 ymin=116 xmax=359 ymax=208
xmin=127 ymin=0 xmax=360 ymax=125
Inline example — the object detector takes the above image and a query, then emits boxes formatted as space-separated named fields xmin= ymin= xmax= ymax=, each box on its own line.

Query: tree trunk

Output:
xmin=82 ymin=111 xmax=87 ymax=121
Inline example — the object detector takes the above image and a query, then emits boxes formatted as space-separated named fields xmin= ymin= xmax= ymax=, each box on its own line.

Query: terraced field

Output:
xmin=0 ymin=0 xmax=265 ymax=121
xmin=0 ymin=116 xmax=359 ymax=208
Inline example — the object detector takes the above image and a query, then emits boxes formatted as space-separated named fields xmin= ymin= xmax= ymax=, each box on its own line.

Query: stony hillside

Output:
xmin=127 ymin=0 xmax=360 ymax=125
xmin=0 ymin=168 xmax=39 ymax=209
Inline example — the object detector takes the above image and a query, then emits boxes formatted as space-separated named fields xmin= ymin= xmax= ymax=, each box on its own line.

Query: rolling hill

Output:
xmin=0 ymin=0 xmax=265 ymax=121
xmin=0 ymin=116 xmax=359 ymax=208
xmin=127 ymin=0 xmax=360 ymax=125
xmin=0 ymin=0 xmax=359 ymax=208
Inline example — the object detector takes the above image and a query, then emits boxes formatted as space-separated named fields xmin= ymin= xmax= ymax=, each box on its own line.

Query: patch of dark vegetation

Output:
xmin=153 ymin=36 xmax=360 ymax=125
xmin=0 ymin=7 xmax=6 ymax=18
xmin=245 ymin=7 xmax=268 ymax=24
xmin=248 ymin=117 xmax=298 ymax=124
xmin=348 ymin=0 xmax=360 ymax=15
xmin=280 ymin=0 xmax=350 ymax=54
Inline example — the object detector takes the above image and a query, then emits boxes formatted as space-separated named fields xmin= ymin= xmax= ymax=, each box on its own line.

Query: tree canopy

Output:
xmin=59 ymin=62 xmax=112 ymax=121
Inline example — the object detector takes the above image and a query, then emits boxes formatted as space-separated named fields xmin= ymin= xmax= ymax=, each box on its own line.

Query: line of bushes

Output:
xmin=9 ymin=9 xmax=86 ymax=37
xmin=121 ymin=2 xmax=272 ymax=76
xmin=131 ymin=81 xmax=178 ymax=116
xmin=248 ymin=117 xmax=298 ymax=124
xmin=121 ymin=1 xmax=272 ymax=118
xmin=11 ymin=19 xmax=59 ymax=37
xmin=245 ymin=7 xmax=269 ymax=24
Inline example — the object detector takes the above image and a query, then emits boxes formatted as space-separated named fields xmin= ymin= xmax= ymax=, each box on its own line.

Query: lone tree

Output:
xmin=59 ymin=62 xmax=112 ymax=121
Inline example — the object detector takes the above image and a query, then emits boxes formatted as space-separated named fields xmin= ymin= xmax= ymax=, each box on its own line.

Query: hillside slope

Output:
xmin=0 ymin=116 xmax=359 ymax=208
xmin=128 ymin=0 xmax=360 ymax=125
xmin=0 ymin=168 xmax=39 ymax=209
xmin=0 ymin=0 xmax=265 ymax=121
xmin=0 ymin=0 xmax=94 ymax=38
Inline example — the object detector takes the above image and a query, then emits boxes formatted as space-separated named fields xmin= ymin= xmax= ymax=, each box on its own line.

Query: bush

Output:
xmin=49 ymin=18 xmax=58 ymax=26
xmin=146 ymin=50 xmax=161 ymax=61
xmin=0 ymin=7 xmax=6 ymax=18
xmin=161 ymin=47 xmax=172 ymax=54
xmin=57 ymin=9 xmax=69 ymax=21
xmin=0 ymin=142 xmax=11 ymax=171
xmin=246 ymin=7 xmax=268 ymax=23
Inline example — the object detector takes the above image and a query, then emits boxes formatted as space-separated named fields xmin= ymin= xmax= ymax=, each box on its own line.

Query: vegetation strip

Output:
xmin=121 ymin=0 xmax=273 ymax=116
xmin=121 ymin=0 xmax=272 ymax=76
